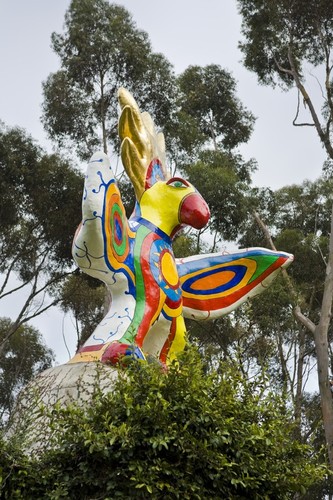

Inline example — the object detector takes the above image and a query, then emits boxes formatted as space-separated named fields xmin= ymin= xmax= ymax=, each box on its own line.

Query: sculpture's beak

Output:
xmin=180 ymin=193 xmax=210 ymax=230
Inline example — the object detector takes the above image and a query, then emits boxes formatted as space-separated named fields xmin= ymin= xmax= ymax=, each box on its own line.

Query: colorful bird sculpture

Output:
xmin=69 ymin=88 xmax=293 ymax=366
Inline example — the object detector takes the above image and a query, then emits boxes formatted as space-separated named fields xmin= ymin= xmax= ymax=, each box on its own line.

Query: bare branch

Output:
xmin=273 ymin=55 xmax=294 ymax=76
xmin=287 ymin=46 xmax=333 ymax=159
xmin=21 ymin=298 xmax=60 ymax=325
xmin=293 ymin=305 xmax=316 ymax=334
xmin=309 ymin=69 xmax=326 ymax=101
xmin=253 ymin=210 xmax=316 ymax=334
xmin=0 ymin=255 xmax=21 ymax=296
xmin=293 ymin=89 xmax=315 ymax=127
xmin=62 ymin=314 xmax=72 ymax=361
xmin=0 ymin=278 xmax=32 ymax=300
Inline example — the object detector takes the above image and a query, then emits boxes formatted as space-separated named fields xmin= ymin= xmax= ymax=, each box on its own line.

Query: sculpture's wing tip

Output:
xmin=177 ymin=248 xmax=294 ymax=320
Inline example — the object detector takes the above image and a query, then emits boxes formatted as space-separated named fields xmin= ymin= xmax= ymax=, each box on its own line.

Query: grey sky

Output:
xmin=0 ymin=0 xmax=327 ymax=364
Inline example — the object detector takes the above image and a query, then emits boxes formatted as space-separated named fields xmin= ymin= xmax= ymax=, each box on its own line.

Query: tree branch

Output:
xmin=293 ymin=89 xmax=315 ymax=127
xmin=287 ymin=46 xmax=333 ymax=160
xmin=253 ymin=210 xmax=316 ymax=334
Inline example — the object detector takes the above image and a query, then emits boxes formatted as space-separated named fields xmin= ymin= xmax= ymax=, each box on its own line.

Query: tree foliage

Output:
xmin=42 ymin=0 xmax=176 ymax=160
xmin=238 ymin=0 xmax=333 ymax=160
xmin=177 ymin=64 xmax=255 ymax=151
xmin=240 ymin=177 xmax=332 ymax=322
xmin=236 ymin=2 xmax=333 ymax=459
xmin=0 ymin=124 xmax=82 ymax=352
xmin=183 ymin=150 xmax=256 ymax=241
xmin=58 ymin=272 xmax=105 ymax=350
xmin=238 ymin=0 xmax=333 ymax=87
xmin=0 ymin=125 xmax=82 ymax=265
xmin=0 ymin=349 xmax=327 ymax=498
xmin=237 ymin=174 xmax=333 ymax=480
xmin=0 ymin=318 xmax=54 ymax=425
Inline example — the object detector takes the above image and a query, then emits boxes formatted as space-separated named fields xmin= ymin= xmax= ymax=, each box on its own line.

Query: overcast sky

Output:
xmin=0 ymin=0 xmax=327 ymax=364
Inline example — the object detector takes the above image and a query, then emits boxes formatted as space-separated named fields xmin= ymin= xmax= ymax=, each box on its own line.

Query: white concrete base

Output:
xmin=6 ymin=362 xmax=119 ymax=454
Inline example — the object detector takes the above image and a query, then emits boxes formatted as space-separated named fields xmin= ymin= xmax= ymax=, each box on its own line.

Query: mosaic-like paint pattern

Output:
xmin=69 ymin=89 xmax=293 ymax=366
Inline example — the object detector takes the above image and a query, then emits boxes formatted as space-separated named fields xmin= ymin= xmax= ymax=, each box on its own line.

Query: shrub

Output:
xmin=0 ymin=348 xmax=327 ymax=499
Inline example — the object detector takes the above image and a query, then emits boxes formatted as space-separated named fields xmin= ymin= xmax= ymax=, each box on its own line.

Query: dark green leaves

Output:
xmin=183 ymin=150 xmax=256 ymax=240
xmin=177 ymin=64 xmax=255 ymax=151
xmin=238 ymin=0 xmax=333 ymax=87
xmin=0 ymin=349 xmax=327 ymax=498
xmin=0 ymin=319 xmax=54 ymax=425
xmin=42 ymin=0 xmax=176 ymax=160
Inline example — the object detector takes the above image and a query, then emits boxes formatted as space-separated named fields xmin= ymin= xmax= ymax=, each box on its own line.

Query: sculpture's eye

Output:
xmin=167 ymin=177 xmax=189 ymax=188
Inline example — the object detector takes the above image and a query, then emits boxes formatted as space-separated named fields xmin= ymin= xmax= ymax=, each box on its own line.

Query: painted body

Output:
xmin=70 ymin=152 xmax=209 ymax=364
xmin=69 ymin=89 xmax=293 ymax=366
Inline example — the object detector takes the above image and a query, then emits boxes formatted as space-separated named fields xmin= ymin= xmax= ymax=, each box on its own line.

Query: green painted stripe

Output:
xmin=120 ymin=225 xmax=150 ymax=344
xmin=249 ymin=255 xmax=278 ymax=283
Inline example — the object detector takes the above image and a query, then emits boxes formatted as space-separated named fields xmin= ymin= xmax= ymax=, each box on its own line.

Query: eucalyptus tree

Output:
xmin=42 ymin=0 xmax=177 ymax=161
xmin=238 ymin=0 xmax=333 ymax=469
xmin=173 ymin=64 xmax=256 ymax=248
xmin=0 ymin=318 xmax=54 ymax=425
xmin=0 ymin=124 xmax=82 ymax=354
xmin=177 ymin=64 xmax=255 ymax=153
xmin=183 ymin=150 xmax=256 ymax=244
xmin=238 ymin=179 xmax=333 ymax=500
xmin=238 ymin=0 xmax=333 ymax=159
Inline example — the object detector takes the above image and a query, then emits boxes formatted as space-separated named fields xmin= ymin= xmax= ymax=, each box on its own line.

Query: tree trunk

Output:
xmin=254 ymin=208 xmax=333 ymax=469
xmin=287 ymin=47 xmax=333 ymax=161
xmin=313 ymin=205 xmax=333 ymax=470
xmin=294 ymin=327 xmax=305 ymax=432
xmin=314 ymin=323 xmax=333 ymax=469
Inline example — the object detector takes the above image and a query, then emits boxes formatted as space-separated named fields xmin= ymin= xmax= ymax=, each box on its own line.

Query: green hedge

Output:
xmin=0 ymin=349 xmax=327 ymax=499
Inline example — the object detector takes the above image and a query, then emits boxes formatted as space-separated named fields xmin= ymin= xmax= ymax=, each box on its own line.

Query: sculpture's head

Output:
xmin=118 ymin=88 xmax=210 ymax=237
xmin=139 ymin=174 xmax=210 ymax=237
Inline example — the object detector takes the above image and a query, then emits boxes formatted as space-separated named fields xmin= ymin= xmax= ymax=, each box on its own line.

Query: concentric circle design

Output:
xmin=104 ymin=184 xmax=130 ymax=265
xmin=111 ymin=203 xmax=126 ymax=255
xmin=149 ymin=239 xmax=181 ymax=302
xmin=182 ymin=264 xmax=247 ymax=296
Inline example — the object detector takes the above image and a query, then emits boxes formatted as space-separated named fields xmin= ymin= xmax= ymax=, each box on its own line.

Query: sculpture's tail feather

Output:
xmin=177 ymin=248 xmax=294 ymax=320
